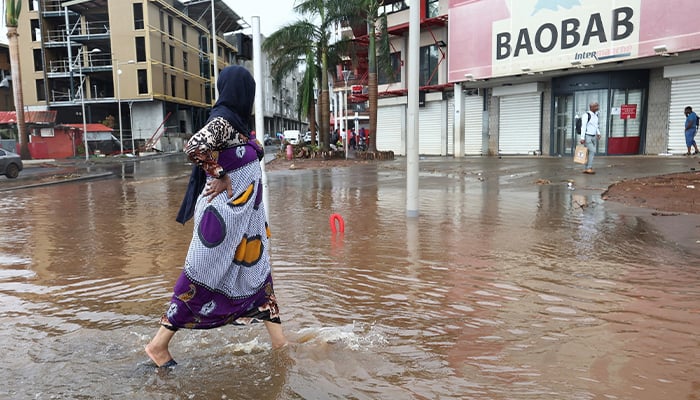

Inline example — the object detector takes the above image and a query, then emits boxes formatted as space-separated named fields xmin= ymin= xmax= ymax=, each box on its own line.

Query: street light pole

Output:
xmin=79 ymin=63 xmax=88 ymax=161
xmin=342 ymin=69 xmax=351 ymax=160
xmin=77 ymin=48 xmax=101 ymax=161
xmin=116 ymin=60 xmax=135 ymax=155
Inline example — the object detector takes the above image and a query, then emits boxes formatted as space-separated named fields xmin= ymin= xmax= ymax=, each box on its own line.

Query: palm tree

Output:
xmin=265 ymin=0 xmax=353 ymax=153
xmin=5 ymin=0 xmax=29 ymax=159
xmin=333 ymin=0 xmax=393 ymax=154
xmin=263 ymin=20 xmax=322 ymax=148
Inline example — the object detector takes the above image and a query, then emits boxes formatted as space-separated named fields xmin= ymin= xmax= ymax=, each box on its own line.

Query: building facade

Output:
xmin=369 ymin=0 xmax=700 ymax=157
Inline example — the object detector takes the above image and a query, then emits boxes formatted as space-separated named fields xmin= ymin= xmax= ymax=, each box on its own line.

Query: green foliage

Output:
xmin=5 ymin=0 xmax=22 ymax=28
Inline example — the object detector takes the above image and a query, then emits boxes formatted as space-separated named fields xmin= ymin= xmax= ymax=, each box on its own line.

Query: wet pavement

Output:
xmin=0 ymin=152 xmax=699 ymax=399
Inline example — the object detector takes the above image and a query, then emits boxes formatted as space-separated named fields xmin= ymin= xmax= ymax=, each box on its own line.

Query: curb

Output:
xmin=0 ymin=172 xmax=114 ymax=192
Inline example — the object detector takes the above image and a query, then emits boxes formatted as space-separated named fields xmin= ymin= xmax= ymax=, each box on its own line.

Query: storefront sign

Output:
xmin=448 ymin=0 xmax=700 ymax=82
xmin=620 ymin=104 xmax=637 ymax=119
xmin=351 ymin=85 xmax=363 ymax=94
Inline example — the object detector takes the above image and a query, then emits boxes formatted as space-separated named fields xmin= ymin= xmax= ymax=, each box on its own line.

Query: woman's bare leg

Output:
xmin=264 ymin=321 xmax=288 ymax=349
xmin=145 ymin=326 xmax=176 ymax=366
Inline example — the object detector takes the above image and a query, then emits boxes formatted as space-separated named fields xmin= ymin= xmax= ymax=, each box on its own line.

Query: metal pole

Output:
xmin=79 ymin=55 xmax=89 ymax=161
xmin=406 ymin=2 xmax=420 ymax=217
xmin=129 ymin=101 xmax=135 ymax=155
xmin=210 ymin=0 xmax=219 ymax=100
xmin=117 ymin=66 xmax=123 ymax=154
xmin=342 ymin=70 xmax=351 ymax=159
xmin=116 ymin=60 xmax=134 ymax=155
xmin=252 ymin=16 xmax=269 ymax=222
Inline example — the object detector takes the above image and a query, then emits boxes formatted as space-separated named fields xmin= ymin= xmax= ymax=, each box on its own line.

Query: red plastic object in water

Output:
xmin=329 ymin=213 xmax=345 ymax=233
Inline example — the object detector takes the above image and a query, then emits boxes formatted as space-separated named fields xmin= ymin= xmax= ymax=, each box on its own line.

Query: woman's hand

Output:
xmin=204 ymin=174 xmax=233 ymax=202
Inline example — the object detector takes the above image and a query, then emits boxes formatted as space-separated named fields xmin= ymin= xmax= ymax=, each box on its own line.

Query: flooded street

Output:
xmin=0 ymin=154 xmax=699 ymax=399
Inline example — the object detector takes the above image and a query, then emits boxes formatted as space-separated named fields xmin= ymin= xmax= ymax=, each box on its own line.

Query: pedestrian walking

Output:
xmin=579 ymin=101 xmax=601 ymax=174
xmin=145 ymin=65 xmax=288 ymax=368
xmin=684 ymin=106 xmax=699 ymax=156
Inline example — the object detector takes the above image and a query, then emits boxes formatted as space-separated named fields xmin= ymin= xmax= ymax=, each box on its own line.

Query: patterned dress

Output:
xmin=161 ymin=117 xmax=281 ymax=330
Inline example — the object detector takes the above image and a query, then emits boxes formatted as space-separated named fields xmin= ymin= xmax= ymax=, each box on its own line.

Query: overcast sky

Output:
xmin=0 ymin=1 xmax=300 ymax=44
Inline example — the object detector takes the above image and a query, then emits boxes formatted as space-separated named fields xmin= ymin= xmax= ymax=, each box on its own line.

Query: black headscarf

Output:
xmin=176 ymin=66 xmax=256 ymax=224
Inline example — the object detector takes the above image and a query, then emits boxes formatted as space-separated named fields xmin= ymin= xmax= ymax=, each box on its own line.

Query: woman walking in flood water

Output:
xmin=145 ymin=66 xmax=287 ymax=368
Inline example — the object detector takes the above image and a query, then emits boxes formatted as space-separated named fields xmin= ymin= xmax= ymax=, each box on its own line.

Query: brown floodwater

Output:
xmin=0 ymin=154 xmax=698 ymax=399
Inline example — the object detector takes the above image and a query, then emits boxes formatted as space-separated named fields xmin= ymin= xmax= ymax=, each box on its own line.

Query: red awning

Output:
xmin=0 ymin=110 xmax=57 ymax=124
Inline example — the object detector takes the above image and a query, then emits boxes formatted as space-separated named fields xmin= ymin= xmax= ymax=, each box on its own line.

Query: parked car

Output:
xmin=303 ymin=131 xmax=312 ymax=144
xmin=0 ymin=148 xmax=23 ymax=179
xmin=282 ymin=129 xmax=302 ymax=145
xmin=263 ymin=133 xmax=273 ymax=145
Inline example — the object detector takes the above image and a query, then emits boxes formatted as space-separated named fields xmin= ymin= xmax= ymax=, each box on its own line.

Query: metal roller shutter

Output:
xmin=419 ymin=101 xmax=443 ymax=155
xmin=447 ymin=98 xmax=454 ymax=155
xmin=498 ymin=93 xmax=541 ymax=155
xmin=668 ymin=77 xmax=700 ymax=154
xmin=464 ymin=94 xmax=483 ymax=155
xmin=377 ymin=105 xmax=405 ymax=155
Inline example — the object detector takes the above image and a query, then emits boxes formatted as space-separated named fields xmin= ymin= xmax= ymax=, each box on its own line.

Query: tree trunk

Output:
xmin=320 ymin=50 xmax=330 ymax=152
xmin=7 ymin=27 xmax=29 ymax=159
xmin=367 ymin=16 xmax=378 ymax=152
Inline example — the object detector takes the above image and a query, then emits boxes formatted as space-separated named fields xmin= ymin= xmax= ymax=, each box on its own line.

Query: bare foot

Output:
xmin=145 ymin=341 xmax=174 ymax=367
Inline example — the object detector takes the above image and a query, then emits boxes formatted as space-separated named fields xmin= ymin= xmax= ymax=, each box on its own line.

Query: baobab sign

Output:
xmin=448 ymin=0 xmax=700 ymax=82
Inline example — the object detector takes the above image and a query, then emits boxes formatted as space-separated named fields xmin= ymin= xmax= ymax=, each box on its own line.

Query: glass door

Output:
xmin=553 ymin=95 xmax=573 ymax=155
xmin=574 ymin=89 xmax=609 ymax=155
xmin=608 ymin=88 xmax=644 ymax=154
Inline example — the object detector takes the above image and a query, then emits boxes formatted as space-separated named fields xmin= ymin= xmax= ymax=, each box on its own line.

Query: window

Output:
xmin=159 ymin=11 xmax=164 ymax=31
xmin=184 ymin=79 xmax=189 ymax=99
xmin=426 ymin=0 xmax=439 ymax=18
xmin=169 ymin=45 xmax=175 ymax=67
xmin=30 ymin=19 xmax=40 ymax=42
xmin=163 ymin=74 xmax=167 ymax=95
xmin=380 ymin=0 xmax=409 ymax=14
xmin=161 ymin=42 xmax=166 ymax=63
xmin=168 ymin=16 xmax=173 ymax=36
xmin=183 ymin=52 xmax=188 ymax=71
xmin=171 ymin=75 xmax=176 ymax=97
xmin=133 ymin=3 xmax=144 ymax=30
xmin=378 ymin=52 xmax=401 ymax=85
xmin=40 ymin=128 xmax=54 ymax=137
xmin=35 ymin=79 xmax=45 ymax=101
xmin=137 ymin=69 xmax=148 ymax=94
xmin=135 ymin=37 xmax=146 ymax=62
xmin=181 ymin=24 xmax=187 ymax=43
xmin=419 ymin=45 xmax=439 ymax=86
xmin=29 ymin=0 xmax=38 ymax=11
xmin=33 ymin=49 xmax=43 ymax=71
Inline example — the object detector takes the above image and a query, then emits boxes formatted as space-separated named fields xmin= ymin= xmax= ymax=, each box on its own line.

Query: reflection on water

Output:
xmin=0 ymin=155 xmax=698 ymax=399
